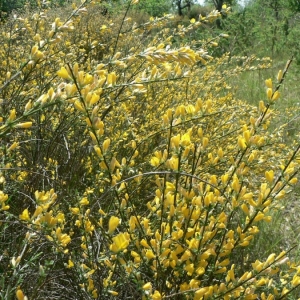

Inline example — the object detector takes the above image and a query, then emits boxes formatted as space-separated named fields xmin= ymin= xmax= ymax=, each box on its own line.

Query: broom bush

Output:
xmin=0 ymin=0 xmax=299 ymax=299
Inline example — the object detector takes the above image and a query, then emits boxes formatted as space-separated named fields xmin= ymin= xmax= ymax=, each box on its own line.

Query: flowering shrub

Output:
xmin=0 ymin=1 xmax=299 ymax=299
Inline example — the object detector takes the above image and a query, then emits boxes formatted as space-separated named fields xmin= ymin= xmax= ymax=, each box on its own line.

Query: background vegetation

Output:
xmin=0 ymin=0 xmax=300 ymax=299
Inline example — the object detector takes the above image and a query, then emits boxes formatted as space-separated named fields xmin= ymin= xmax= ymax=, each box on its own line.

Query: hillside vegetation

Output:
xmin=0 ymin=0 xmax=300 ymax=299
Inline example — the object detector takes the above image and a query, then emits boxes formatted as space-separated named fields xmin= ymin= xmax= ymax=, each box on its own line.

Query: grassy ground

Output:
xmin=231 ymin=53 xmax=300 ymax=298
xmin=234 ymin=58 xmax=300 ymax=137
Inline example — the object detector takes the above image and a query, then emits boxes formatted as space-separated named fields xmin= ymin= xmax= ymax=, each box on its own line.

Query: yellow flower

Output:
xmin=90 ymin=93 xmax=100 ymax=106
xmin=226 ymin=264 xmax=235 ymax=282
xmin=271 ymin=90 xmax=280 ymax=101
xmin=108 ymin=216 xmax=120 ymax=234
xmin=165 ymin=182 xmax=176 ymax=193
xmin=7 ymin=109 xmax=16 ymax=122
xmin=145 ymin=250 xmax=156 ymax=260
xmin=20 ymin=209 xmax=30 ymax=221
xmin=103 ymin=138 xmax=111 ymax=152
xmin=196 ymin=266 xmax=205 ymax=275
xmin=108 ymin=290 xmax=118 ymax=296
xmin=0 ymin=191 xmax=8 ymax=203
xmin=265 ymin=78 xmax=272 ymax=88
xmin=15 ymin=122 xmax=33 ymax=129
xmin=202 ymin=137 xmax=209 ymax=148
xmin=1 ymin=204 xmax=9 ymax=211
xmin=92 ymin=289 xmax=98 ymax=298
xmin=150 ymin=156 xmax=160 ymax=167
xmin=143 ymin=282 xmax=152 ymax=290
xmin=264 ymin=253 xmax=276 ymax=266
xmin=67 ymin=259 xmax=74 ymax=268
xmin=277 ymin=69 xmax=283 ymax=82
xmin=16 ymin=289 xmax=26 ymax=300
xmin=266 ymin=88 xmax=272 ymax=100
xmin=8 ymin=142 xmax=19 ymax=151
xmin=57 ymin=67 xmax=71 ymax=80
xmin=171 ymin=134 xmax=180 ymax=148
xmin=110 ymin=232 xmax=130 ymax=253
xmin=74 ymin=100 xmax=85 ymax=112
xmin=107 ymin=72 xmax=117 ymax=86
xmin=180 ymin=249 xmax=192 ymax=261
xmin=151 ymin=290 xmax=162 ymax=300
xmin=79 ymin=197 xmax=89 ymax=206
xmin=70 ymin=207 xmax=80 ymax=215
xmin=292 ymin=276 xmax=300 ymax=286
xmin=289 ymin=178 xmax=298 ymax=185
xmin=185 ymin=263 xmax=194 ymax=275
xmin=265 ymin=170 xmax=274 ymax=183
xmin=194 ymin=288 xmax=208 ymax=298
xmin=180 ymin=132 xmax=191 ymax=147
xmin=238 ymin=137 xmax=247 ymax=150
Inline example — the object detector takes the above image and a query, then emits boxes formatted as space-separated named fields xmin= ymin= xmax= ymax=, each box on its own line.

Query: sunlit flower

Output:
xmin=108 ymin=216 xmax=120 ymax=234
xmin=20 ymin=209 xmax=30 ymax=221
xmin=110 ymin=232 xmax=130 ymax=253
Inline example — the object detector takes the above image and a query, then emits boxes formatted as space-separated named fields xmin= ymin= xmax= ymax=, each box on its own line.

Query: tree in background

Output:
xmin=288 ymin=0 xmax=300 ymax=11
xmin=0 ymin=0 xmax=22 ymax=15
xmin=134 ymin=0 xmax=172 ymax=17
xmin=173 ymin=0 xmax=194 ymax=16
xmin=213 ymin=0 xmax=300 ymax=58
xmin=0 ymin=0 xmax=71 ymax=18
xmin=134 ymin=0 xmax=202 ymax=18
xmin=204 ymin=0 xmax=237 ymax=27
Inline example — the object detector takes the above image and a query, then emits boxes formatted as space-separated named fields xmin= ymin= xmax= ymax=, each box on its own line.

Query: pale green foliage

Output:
xmin=134 ymin=0 xmax=172 ymax=16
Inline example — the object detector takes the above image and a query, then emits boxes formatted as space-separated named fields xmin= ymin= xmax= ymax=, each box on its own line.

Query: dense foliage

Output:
xmin=0 ymin=0 xmax=300 ymax=299
xmin=204 ymin=0 xmax=300 ymax=59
